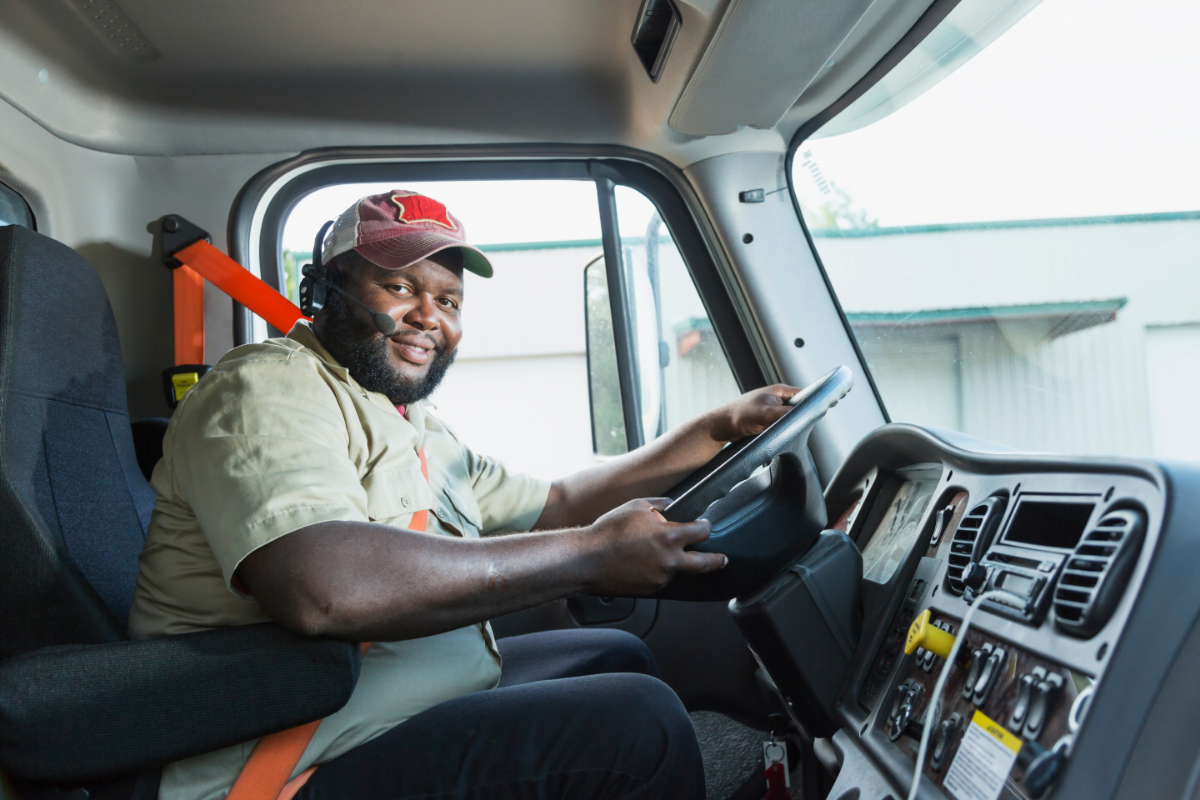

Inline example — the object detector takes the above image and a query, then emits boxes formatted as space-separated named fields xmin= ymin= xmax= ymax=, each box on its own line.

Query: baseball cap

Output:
xmin=322 ymin=190 xmax=493 ymax=278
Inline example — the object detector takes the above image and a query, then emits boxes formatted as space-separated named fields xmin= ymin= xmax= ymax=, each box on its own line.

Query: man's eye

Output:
xmin=386 ymin=284 xmax=413 ymax=295
xmin=439 ymin=298 xmax=460 ymax=310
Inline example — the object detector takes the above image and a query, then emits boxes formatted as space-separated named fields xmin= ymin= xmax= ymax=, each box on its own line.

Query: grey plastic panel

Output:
xmin=818 ymin=424 xmax=1186 ymax=800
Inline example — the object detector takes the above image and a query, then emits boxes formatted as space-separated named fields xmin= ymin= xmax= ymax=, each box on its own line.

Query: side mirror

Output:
xmin=584 ymin=255 xmax=628 ymax=456
xmin=583 ymin=253 xmax=668 ymax=455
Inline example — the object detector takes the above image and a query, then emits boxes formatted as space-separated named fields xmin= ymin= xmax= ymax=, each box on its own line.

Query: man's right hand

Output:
xmin=580 ymin=498 xmax=726 ymax=596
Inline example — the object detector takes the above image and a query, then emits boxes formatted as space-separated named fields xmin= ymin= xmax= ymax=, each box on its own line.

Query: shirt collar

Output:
xmin=286 ymin=321 xmax=428 ymax=444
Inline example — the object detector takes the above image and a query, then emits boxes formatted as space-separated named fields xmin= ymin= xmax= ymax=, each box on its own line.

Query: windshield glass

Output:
xmin=793 ymin=0 xmax=1200 ymax=458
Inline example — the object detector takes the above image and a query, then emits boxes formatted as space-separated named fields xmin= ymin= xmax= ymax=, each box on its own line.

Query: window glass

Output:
xmin=613 ymin=186 xmax=741 ymax=445
xmin=0 ymin=181 xmax=33 ymax=229
xmin=793 ymin=0 xmax=1200 ymax=458
xmin=281 ymin=180 xmax=604 ymax=478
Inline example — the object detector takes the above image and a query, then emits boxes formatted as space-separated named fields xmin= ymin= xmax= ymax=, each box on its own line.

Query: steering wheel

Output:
xmin=653 ymin=366 xmax=855 ymax=601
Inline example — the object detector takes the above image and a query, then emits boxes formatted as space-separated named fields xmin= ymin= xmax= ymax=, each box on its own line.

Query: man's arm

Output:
xmin=533 ymin=384 xmax=800 ymax=530
xmin=237 ymin=498 xmax=721 ymax=642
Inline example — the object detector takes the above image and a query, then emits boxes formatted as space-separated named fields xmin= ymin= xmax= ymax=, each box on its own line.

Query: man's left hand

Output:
xmin=707 ymin=384 xmax=802 ymax=443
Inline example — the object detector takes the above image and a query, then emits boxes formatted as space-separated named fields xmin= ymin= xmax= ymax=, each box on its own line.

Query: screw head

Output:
xmin=163 ymin=217 xmax=180 ymax=233
xmin=794 ymin=338 xmax=805 ymax=348
xmin=742 ymin=233 xmax=754 ymax=244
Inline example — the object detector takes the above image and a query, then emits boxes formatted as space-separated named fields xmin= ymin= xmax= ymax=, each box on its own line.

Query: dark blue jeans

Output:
xmin=295 ymin=628 xmax=705 ymax=800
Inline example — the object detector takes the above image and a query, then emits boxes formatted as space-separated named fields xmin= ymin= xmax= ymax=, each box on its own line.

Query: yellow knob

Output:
xmin=905 ymin=609 xmax=956 ymax=658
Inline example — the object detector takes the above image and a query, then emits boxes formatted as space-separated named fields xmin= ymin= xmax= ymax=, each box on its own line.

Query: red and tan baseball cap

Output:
xmin=322 ymin=190 xmax=493 ymax=278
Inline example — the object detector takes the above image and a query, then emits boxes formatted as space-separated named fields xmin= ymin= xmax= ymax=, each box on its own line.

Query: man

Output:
xmin=130 ymin=191 xmax=800 ymax=800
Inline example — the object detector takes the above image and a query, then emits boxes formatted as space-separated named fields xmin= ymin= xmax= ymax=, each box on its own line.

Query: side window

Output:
xmin=0 ymin=181 xmax=34 ymax=229
xmin=618 ymin=185 xmax=741 ymax=443
xmin=277 ymin=177 xmax=742 ymax=478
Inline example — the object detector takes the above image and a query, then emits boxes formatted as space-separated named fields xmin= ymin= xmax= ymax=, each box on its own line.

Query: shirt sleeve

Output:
xmin=169 ymin=350 xmax=368 ymax=588
xmin=448 ymin=434 xmax=550 ymax=535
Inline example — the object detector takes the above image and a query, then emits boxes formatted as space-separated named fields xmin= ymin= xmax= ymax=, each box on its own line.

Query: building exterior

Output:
xmin=282 ymin=210 xmax=1200 ymax=480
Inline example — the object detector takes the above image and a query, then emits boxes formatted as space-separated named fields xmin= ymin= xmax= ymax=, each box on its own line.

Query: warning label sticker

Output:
xmin=943 ymin=711 xmax=1022 ymax=800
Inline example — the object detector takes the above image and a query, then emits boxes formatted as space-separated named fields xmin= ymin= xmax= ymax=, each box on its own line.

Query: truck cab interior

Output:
xmin=1 ymin=1 xmax=1197 ymax=799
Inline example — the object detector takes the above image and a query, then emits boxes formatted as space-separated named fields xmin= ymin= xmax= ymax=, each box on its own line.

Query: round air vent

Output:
xmin=1053 ymin=508 xmax=1146 ymax=637
xmin=945 ymin=496 xmax=1007 ymax=595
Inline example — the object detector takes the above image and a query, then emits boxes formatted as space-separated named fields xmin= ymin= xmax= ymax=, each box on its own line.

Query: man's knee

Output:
xmin=582 ymin=628 xmax=658 ymax=677
xmin=589 ymin=674 xmax=703 ymax=798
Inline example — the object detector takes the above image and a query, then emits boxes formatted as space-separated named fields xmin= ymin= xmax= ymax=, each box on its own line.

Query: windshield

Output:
xmin=792 ymin=0 xmax=1200 ymax=458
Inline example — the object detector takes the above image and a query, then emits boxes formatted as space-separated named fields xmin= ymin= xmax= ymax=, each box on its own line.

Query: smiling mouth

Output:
xmin=388 ymin=335 xmax=436 ymax=366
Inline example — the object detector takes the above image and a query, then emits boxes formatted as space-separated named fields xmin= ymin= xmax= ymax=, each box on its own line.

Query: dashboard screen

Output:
xmin=861 ymin=479 xmax=939 ymax=583
xmin=1003 ymin=500 xmax=1094 ymax=549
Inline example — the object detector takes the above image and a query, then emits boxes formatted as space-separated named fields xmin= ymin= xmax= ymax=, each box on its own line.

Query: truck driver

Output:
xmin=129 ymin=190 xmax=800 ymax=800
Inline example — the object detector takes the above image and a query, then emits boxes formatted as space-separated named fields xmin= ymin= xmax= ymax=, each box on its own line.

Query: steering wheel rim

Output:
xmin=664 ymin=365 xmax=855 ymax=525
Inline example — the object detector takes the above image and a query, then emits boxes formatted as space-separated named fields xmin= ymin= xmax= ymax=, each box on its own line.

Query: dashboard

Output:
xmin=799 ymin=424 xmax=1200 ymax=800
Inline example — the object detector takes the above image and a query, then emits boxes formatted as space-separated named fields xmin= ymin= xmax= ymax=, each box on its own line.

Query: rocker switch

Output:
xmin=1010 ymin=673 xmax=1038 ymax=729
xmin=962 ymin=644 xmax=991 ymax=700
xmin=972 ymin=647 xmax=1006 ymax=706
xmin=1023 ymin=672 xmax=1064 ymax=740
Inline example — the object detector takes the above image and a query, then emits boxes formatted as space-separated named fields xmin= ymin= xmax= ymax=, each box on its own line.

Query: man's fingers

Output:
xmin=676 ymin=551 xmax=728 ymax=573
xmin=671 ymin=518 xmax=713 ymax=546
xmin=643 ymin=497 xmax=671 ymax=511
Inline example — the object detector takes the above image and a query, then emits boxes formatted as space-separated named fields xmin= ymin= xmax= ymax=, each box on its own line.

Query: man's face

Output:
xmin=314 ymin=252 xmax=464 ymax=406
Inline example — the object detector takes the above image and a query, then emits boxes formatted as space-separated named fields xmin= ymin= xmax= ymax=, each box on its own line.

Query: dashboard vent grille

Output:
xmin=946 ymin=496 xmax=1006 ymax=594
xmin=1054 ymin=508 xmax=1146 ymax=637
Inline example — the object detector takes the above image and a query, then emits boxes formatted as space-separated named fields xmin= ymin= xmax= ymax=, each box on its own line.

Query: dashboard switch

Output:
xmin=931 ymin=713 xmax=962 ymax=770
xmin=1010 ymin=673 xmax=1038 ymax=729
xmin=972 ymin=647 xmax=1006 ymax=705
xmin=888 ymin=679 xmax=925 ymax=742
xmin=962 ymin=644 xmax=991 ymax=700
xmin=1023 ymin=672 xmax=1064 ymax=740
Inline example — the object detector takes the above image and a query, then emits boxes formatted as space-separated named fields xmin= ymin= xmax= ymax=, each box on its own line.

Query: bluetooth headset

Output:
xmin=298 ymin=220 xmax=397 ymax=335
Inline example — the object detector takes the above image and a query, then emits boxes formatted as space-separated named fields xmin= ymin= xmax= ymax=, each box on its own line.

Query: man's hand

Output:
xmin=706 ymin=384 xmax=802 ymax=443
xmin=580 ymin=498 xmax=726 ymax=596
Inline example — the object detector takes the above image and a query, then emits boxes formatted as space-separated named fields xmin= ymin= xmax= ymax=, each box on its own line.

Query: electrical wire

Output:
xmin=906 ymin=589 xmax=1027 ymax=800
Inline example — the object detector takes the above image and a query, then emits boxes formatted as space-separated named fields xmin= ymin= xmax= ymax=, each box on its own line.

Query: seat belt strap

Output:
xmin=174 ymin=240 xmax=308 ymax=334
xmin=173 ymin=265 xmax=205 ymax=365
xmin=226 ymin=447 xmax=429 ymax=800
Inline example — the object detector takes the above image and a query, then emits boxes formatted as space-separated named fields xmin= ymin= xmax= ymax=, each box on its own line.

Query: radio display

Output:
xmin=1003 ymin=500 xmax=1095 ymax=550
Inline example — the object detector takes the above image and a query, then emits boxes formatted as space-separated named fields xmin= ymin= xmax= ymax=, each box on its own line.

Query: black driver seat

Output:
xmin=0 ymin=225 xmax=360 ymax=799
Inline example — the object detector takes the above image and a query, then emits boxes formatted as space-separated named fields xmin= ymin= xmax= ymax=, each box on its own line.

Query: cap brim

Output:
xmin=356 ymin=233 xmax=494 ymax=278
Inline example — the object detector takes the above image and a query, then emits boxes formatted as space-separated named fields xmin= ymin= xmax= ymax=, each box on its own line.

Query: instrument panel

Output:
xmin=818 ymin=425 xmax=1172 ymax=800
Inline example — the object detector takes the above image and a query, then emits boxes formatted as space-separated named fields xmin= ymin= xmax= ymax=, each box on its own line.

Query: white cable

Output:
xmin=906 ymin=589 xmax=1027 ymax=800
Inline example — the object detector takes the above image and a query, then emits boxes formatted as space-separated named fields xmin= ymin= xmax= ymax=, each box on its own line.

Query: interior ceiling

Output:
xmin=0 ymin=0 xmax=928 ymax=163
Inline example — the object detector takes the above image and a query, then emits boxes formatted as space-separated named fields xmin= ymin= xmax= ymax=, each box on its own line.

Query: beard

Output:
xmin=317 ymin=290 xmax=457 ymax=406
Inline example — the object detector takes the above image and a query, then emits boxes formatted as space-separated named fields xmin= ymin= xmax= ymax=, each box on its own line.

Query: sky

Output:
xmin=283 ymin=0 xmax=1200 ymax=249
xmin=795 ymin=0 xmax=1200 ymax=226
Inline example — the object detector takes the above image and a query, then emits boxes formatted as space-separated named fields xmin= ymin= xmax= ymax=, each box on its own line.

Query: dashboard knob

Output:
xmin=1017 ymin=741 xmax=1065 ymax=799
xmin=962 ymin=561 xmax=988 ymax=591
xmin=904 ymin=610 xmax=956 ymax=659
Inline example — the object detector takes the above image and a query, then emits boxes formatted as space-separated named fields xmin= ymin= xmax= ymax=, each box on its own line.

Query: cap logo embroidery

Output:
xmin=392 ymin=194 xmax=455 ymax=230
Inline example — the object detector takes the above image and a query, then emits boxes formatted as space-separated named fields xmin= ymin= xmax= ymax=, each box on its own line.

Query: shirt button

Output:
xmin=435 ymin=509 xmax=445 ymax=519
xmin=401 ymin=497 xmax=410 ymax=508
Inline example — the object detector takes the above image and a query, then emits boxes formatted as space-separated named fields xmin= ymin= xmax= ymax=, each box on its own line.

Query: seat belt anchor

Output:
xmin=161 ymin=215 xmax=212 ymax=268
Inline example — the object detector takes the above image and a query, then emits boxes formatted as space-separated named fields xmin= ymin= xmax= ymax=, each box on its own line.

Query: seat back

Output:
xmin=0 ymin=226 xmax=155 ymax=656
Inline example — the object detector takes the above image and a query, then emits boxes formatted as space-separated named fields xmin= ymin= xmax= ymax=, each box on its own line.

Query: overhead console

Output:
xmin=800 ymin=425 xmax=1170 ymax=800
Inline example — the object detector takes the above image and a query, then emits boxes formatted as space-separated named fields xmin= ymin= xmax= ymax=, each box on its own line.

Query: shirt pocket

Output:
xmin=362 ymin=467 xmax=434 ymax=526
xmin=442 ymin=485 xmax=483 ymax=538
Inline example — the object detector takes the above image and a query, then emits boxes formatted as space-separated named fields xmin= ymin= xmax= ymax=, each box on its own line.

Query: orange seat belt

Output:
xmin=173 ymin=239 xmax=308 ymax=335
xmin=173 ymin=265 xmax=206 ymax=365
xmin=161 ymin=215 xmax=309 ymax=406
xmin=226 ymin=447 xmax=429 ymax=800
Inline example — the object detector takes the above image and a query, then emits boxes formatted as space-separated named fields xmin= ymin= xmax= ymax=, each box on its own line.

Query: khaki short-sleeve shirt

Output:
xmin=128 ymin=323 xmax=550 ymax=800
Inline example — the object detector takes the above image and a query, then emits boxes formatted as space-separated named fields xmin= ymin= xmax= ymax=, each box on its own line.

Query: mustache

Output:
xmin=385 ymin=330 xmax=442 ymax=351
